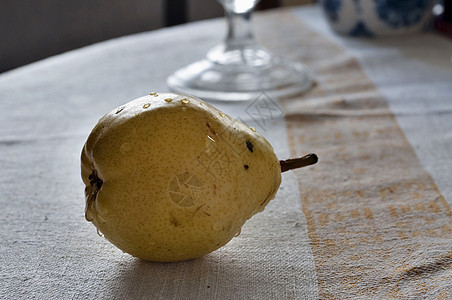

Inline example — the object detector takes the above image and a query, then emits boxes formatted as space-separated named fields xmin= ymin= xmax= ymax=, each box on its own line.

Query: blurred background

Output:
xmin=0 ymin=0 xmax=315 ymax=74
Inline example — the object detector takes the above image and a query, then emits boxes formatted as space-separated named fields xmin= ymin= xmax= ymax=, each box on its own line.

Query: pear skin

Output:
xmin=81 ymin=93 xmax=282 ymax=262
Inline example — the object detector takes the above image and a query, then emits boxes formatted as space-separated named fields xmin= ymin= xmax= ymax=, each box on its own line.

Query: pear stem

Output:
xmin=280 ymin=153 xmax=318 ymax=173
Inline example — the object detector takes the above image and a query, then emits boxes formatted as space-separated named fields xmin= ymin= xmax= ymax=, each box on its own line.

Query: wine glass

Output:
xmin=166 ymin=0 xmax=313 ymax=102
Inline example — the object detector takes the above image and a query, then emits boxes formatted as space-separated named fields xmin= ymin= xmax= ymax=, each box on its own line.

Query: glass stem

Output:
xmin=225 ymin=10 xmax=256 ymax=49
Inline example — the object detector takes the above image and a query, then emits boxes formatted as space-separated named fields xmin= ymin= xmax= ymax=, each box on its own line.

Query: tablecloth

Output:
xmin=1 ymin=5 xmax=451 ymax=299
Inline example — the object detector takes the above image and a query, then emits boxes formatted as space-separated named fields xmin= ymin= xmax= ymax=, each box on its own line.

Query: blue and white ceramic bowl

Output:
xmin=320 ymin=0 xmax=435 ymax=37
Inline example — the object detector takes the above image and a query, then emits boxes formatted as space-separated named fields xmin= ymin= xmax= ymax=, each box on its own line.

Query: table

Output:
xmin=1 ymin=5 xmax=451 ymax=299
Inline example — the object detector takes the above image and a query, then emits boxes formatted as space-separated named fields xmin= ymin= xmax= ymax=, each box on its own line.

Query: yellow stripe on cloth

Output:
xmin=255 ymin=9 xmax=452 ymax=299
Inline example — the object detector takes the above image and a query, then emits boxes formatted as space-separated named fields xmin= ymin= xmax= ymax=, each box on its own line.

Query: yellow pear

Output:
xmin=81 ymin=93 xmax=317 ymax=262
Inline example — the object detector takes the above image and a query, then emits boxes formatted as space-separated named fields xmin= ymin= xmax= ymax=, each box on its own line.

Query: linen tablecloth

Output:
xmin=1 ymin=5 xmax=451 ymax=299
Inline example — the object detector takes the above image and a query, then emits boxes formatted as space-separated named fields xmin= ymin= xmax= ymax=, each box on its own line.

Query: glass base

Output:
xmin=167 ymin=47 xmax=313 ymax=102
